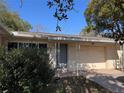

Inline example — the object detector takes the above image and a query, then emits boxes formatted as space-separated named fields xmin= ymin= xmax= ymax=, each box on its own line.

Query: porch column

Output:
xmin=75 ymin=43 xmax=80 ymax=75
xmin=55 ymin=42 xmax=57 ymax=68
xmin=119 ymin=44 xmax=124 ymax=70
xmin=121 ymin=44 xmax=124 ymax=69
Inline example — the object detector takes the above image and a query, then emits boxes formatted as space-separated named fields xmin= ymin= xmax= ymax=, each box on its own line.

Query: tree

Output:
xmin=84 ymin=0 xmax=124 ymax=44
xmin=47 ymin=0 xmax=74 ymax=31
xmin=80 ymin=25 xmax=97 ymax=36
xmin=0 ymin=48 xmax=55 ymax=93
xmin=2 ymin=0 xmax=74 ymax=31
xmin=0 ymin=0 xmax=32 ymax=32
xmin=47 ymin=0 xmax=74 ymax=21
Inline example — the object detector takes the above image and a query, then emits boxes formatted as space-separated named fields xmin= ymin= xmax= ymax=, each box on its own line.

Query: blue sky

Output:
xmin=6 ymin=0 xmax=89 ymax=35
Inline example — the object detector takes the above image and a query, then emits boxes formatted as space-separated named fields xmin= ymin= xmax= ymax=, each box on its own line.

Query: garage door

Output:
xmin=78 ymin=46 xmax=106 ymax=70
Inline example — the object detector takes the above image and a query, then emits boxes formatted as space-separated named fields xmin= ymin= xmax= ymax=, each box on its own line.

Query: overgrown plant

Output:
xmin=0 ymin=47 xmax=55 ymax=93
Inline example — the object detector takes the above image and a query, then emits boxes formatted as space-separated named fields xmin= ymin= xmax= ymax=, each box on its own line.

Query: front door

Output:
xmin=57 ymin=44 xmax=68 ymax=68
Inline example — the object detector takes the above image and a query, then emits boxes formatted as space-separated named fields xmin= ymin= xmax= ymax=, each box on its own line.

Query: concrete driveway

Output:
xmin=87 ymin=69 xmax=124 ymax=93
xmin=56 ymin=69 xmax=124 ymax=93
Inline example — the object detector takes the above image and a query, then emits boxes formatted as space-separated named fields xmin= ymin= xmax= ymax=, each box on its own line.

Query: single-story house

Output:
xmin=0 ymin=25 xmax=123 ymax=71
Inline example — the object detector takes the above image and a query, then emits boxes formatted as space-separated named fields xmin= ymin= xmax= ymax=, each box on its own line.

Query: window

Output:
xmin=56 ymin=43 xmax=68 ymax=68
xmin=8 ymin=42 xmax=17 ymax=50
xmin=8 ymin=42 xmax=47 ymax=50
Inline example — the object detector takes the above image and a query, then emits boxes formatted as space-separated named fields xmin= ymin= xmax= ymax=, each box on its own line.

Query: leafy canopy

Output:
xmin=85 ymin=0 xmax=124 ymax=43
xmin=0 ymin=0 xmax=32 ymax=32
xmin=80 ymin=25 xmax=97 ymax=36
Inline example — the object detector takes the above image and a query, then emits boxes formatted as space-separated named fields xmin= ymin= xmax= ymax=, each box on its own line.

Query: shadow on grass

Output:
xmin=41 ymin=76 xmax=111 ymax=93
xmin=116 ymin=76 xmax=124 ymax=84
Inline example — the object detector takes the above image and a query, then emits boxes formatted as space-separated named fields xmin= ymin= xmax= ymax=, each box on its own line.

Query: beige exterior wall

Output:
xmin=105 ymin=46 xmax=119 ymax=69
xmin=67 ymin=43 xmax=106 ymax=71
xmin=67 ymin=43 xmax=120 ymax=71
xmin=0 ymin=36 xmax=6 ymax=46
xmin=0 ymin=28 xmax=8 ymax=46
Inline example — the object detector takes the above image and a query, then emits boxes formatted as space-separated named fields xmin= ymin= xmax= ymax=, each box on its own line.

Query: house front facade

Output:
xmin=0 ymin=25 xmax=122 ymax=71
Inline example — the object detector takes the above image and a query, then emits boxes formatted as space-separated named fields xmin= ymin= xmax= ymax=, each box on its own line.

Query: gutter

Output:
xmin=11 ymin=32 xmax=48 ymax=39
xmin=48 ymin=36 xmax=115 ymax=43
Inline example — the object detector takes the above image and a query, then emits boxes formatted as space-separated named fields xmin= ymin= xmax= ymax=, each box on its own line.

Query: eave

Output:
xmin=11 ymin=31 xmax=116 ymax=44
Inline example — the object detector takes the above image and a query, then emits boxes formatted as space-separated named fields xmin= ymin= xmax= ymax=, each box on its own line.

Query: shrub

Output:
xmin=0 ymin=48 xmax=55 ymax=93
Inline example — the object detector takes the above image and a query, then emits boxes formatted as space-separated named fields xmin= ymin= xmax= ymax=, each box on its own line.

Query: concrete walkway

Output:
xmin=86 ymin=70 xmax=124 ymax=93
xmin=56 ymin=69 xmax=124 ymax=93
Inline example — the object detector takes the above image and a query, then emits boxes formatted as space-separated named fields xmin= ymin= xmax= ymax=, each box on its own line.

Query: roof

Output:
xmin=11 ymin=31 xmax=115 ymax=43
xmin=0 ymin=23 xmax=115 ymax=43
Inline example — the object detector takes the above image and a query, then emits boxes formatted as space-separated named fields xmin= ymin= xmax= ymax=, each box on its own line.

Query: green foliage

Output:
xmin=85 ymin=0 xmax=124 ymax=43
xmin=47 ymin=0 xmax=74 ymax=21
xmin=47 ymin=0 xmax=74 ymax=31
xmin=0 ymin=48 xmax=55 ymax=93
xmin=0 ymin=0 xmax=32 ymax=32
xmin=80 ymin=25 xmax=96 ymax=36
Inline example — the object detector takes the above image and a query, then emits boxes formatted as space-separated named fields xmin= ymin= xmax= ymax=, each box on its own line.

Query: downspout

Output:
xmin=122 ymin=44 xmax=124 ymax=70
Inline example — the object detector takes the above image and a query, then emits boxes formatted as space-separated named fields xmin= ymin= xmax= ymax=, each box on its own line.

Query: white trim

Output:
xmin=8 ymin=40 xmax=48 ymax=44
xmin=11 ymin=31 xmax=115 ymax=43
xmin=12 ymin=32 xmax=47 ymax=39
